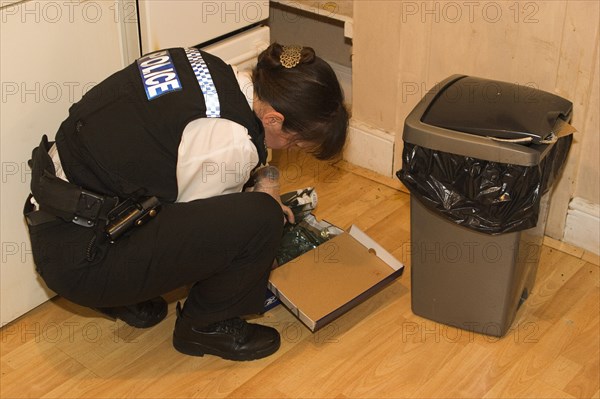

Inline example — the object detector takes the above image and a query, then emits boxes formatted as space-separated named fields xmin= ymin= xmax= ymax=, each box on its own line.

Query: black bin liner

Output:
xmin=397 ymin=135 xmax=572 ymax=235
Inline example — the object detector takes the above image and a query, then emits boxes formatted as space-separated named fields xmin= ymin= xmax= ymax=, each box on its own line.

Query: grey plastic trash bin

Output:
xmin=397 ymin=75 xmax=573 ymax=337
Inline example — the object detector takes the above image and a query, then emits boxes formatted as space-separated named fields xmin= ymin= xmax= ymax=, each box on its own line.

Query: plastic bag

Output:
xmin=280 ymin=187 xmax=319 ymax=222
xmin=397 ymin=135 xmax=572 ymax=234
xmin=275 ymin=214 xmax=343 ymax=265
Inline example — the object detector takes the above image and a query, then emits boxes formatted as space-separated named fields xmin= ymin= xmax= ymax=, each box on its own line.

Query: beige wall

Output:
xmin=352 ymin=0 xmax=600 ymax=238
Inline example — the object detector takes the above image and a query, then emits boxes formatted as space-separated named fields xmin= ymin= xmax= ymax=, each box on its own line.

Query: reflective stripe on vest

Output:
xmin=185 ymin=48 xmax=221 ymax=118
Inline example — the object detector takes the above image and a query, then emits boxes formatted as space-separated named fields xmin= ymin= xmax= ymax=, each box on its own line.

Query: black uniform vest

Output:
xmin=55 ymin=48 xmax=266 ymax=202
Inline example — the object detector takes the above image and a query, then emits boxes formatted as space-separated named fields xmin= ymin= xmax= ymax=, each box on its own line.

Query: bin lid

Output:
xmin=403 ymin=75 xmax=573 ymax=166
xmin=421 ymin=76 xmax=573 ymax=142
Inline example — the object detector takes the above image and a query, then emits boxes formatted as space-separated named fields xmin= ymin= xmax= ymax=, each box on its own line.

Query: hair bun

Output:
xmin=257 ymin=43 xmax=316 ymax=69
xmin=299 ymin=46 xmax=316 ymax=65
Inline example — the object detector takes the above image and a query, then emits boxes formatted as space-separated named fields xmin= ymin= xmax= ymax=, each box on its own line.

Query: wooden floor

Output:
xmin=1 ymin=150 xmax=599 ymax=399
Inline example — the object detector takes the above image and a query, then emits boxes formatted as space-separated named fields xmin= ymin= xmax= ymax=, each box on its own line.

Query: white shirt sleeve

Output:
xmin=234 ymin=67 xmax=254 ymax=109
xmin=48 ymin=143 xmax=69 ymax=182
xmin=175 ymin=66 xmax=259 ymax=203
xmin=175 ymin=118 xmax=259 ymax=203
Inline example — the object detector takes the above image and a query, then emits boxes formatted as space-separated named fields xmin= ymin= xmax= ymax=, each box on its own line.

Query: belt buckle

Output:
xmin=72 ymin=190 xmax=104 ymax=227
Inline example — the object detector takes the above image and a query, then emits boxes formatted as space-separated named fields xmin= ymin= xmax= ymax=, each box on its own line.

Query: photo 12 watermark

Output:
xmin=400 ymin=1 xmax=540 ymax=24
xmin=278 ymin=149 xmax=342 ymax=185
xmin=1 ymin=241 xmax=33 ymax=264
xmin=400 ymin=80 xmax=541 ymax=104
xmin=269 ymin=0 xmax=343 ymax=23
xmin=264 ymin=320 xmax=340 ymax=344
xmin=400 ymin=320 xmax=541 ymax=344
xmin=199 ymin=1 xmax=269 ymax=24
xmin=395 ymin=240 xmax=542 ymax=266
xmin=2 ymin=161 xmax=31 ymax=185
xmin=1 ymin=320 xmax=144 ymax=344
xmin=1 ymin=81 xmax=97 ymax=104
xmin=0 ymin=0 xmax=138 ymax=24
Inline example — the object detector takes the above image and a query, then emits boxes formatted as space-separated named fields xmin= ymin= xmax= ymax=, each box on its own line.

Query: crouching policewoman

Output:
xmin=24 ymin=43 xmax=349 ymax=361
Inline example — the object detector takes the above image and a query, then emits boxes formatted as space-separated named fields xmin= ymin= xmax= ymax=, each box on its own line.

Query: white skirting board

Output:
xmin=343 ymin=120 xmax=395 ymax=177
xmin=563 ymin=197 xmax=600 ymax=255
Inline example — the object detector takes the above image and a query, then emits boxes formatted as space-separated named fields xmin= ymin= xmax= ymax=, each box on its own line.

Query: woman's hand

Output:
xmin=248 ymin=166 xmax=295 ymax=224
xmin=280 ymin=203 xmax=295 ymax=224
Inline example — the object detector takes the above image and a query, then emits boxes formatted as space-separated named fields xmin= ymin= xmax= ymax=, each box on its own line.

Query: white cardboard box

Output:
xmin=268 ymin=225 xmax=404 ymax=331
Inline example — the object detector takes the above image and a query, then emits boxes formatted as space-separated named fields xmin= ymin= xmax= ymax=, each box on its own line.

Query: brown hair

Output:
xmin=252 ymin=43 xmax=349 ymax=160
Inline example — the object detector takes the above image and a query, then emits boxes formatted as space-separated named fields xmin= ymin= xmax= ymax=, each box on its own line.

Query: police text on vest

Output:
xmin=137 ymin=50 xmax=182 ymax=100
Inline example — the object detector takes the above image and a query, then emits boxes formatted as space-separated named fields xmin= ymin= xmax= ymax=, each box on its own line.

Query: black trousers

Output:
xmin=27 ymin=192 xmax=283 ymax=326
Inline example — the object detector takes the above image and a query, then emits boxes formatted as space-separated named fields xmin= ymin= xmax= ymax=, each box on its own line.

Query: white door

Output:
xmin=137 ymin=0 xmax=270 ymax=54
xmin=0 ymin=0 xmax=137 ymax=326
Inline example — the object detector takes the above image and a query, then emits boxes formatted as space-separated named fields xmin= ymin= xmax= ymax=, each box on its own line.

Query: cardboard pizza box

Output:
xmin=268 ymin=225 xmax=404 ymax=331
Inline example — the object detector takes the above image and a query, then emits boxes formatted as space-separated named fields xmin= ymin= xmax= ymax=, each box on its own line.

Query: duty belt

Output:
xmin=26 ymin=135 xmax=119 ymax=228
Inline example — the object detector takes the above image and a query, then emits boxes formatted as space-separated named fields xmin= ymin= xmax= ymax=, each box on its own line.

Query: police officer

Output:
xmin=25 ymin=43 xmax=348 ymax=361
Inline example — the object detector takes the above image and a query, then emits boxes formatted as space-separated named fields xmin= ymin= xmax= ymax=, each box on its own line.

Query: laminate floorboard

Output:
xmin=1 ymin=150 xmax=598 ymax=398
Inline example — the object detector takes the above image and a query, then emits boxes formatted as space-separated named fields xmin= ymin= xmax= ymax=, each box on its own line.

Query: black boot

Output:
xmin=96 ymin=296 xmax=168 ymax=328
xmin=172 ymin=302 xmax=280 ymax=361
